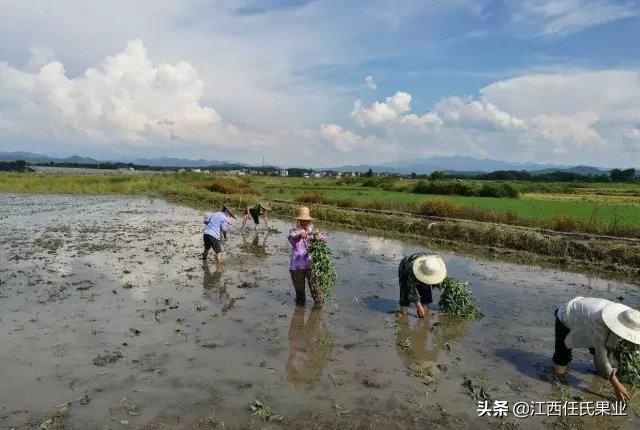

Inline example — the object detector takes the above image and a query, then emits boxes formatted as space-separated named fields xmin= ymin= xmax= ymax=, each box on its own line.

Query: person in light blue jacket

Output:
xmin=203 ymin=205 xmax=235 ymax=272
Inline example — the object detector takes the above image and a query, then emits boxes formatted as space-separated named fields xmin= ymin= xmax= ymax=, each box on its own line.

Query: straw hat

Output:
xmin=222 ymin=205 xmax=236 ymax=219
xmin=295 ymin=206 xmax=314 ymax=221
xmin=602 ymin=304 xmax=640 ymax=345
xmin=412 ymin=254 xmax=446 ymax=285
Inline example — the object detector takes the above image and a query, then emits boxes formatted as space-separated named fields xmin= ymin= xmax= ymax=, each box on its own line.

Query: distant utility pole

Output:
xmin=262 ymin=156 xmax=265 ymax=168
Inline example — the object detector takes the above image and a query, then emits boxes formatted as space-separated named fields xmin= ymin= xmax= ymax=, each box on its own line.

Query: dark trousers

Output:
xmin=553 ymin=309 xmax=572 ymax=366
xmin=290 ymin=269 xmax=323 ymax=307
xmin=203 ymin=234 xmax=221 ymax=259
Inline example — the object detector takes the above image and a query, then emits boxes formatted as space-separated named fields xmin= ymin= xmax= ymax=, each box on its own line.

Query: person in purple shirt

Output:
xmin=288 ymin=207 xmax=324 ymax=308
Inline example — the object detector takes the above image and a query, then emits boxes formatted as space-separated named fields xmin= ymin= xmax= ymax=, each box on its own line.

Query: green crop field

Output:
xmin=2 ymin=172 xmax=640 ymax=236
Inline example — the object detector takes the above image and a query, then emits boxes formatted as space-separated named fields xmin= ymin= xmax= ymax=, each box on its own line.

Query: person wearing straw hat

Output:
xmin=552 ymin=296 xmax=640 ymax=401
xmin=287 ymin=206 xmax=324 ymax=308
xmin=202 ymin=205 xmax=236 ymax=272
xmin=242 ymin=202 xmax=271 ymax=231
xmin=396 ymin=254 xmax=447 ymax=318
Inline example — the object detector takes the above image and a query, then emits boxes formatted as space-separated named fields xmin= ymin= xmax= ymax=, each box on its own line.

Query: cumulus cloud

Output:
xmin=0 ymin=39 xmax=244 ymax=148
xmin=351 ymin=91 xmax=442 ymax=128
xmin=337 ymin=69 xmax=640 ymax=165
xmin=319 ymin=124 xmax=379 ymax=152
xmin=434 ymin=97 xmax=526 ymax=131
xmin=365 ymin=75 xmax=377 ymax=90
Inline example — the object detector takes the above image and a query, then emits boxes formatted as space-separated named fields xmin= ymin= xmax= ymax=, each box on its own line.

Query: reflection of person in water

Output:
xmin=286 ymin=307 xmax=332 ymax=390
xmin=202 ymin=262 xmax=224 ymax=300
xmin=240 ymin=231 xmax=270 ymax=257
xmin=395 ymin=314 xmax=466 ymax=371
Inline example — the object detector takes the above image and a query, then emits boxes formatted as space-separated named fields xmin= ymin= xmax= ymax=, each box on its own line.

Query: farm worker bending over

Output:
xmin=242 ymin=202 xmax=271 ymax=230
xmin=553 ymin=296 xmax=640 ymax=401
xmin=396 ymin=254 xmax=446 ymax=318
xmin=202 ymin=205 xmax=236 ymax=272
xmin=288 ymin=206 xmax=324 ymax=308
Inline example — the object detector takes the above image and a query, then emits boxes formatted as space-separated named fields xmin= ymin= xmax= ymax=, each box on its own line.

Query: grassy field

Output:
xmin=2 ymin=172 xmax=640 ymax=236
xmin=2 ymin=172 xmax=640 ymax=274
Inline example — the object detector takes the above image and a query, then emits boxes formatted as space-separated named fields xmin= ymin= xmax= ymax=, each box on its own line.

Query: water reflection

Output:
xmin=395 ymin=314 xmax=467 ymax=371
xmin=286 ymin=307 xmax=332 ymax=390
xmin=202 ymin=263 xmax=224 ymax=299
xmin=240 ymin=231 xmax=270 ymax=257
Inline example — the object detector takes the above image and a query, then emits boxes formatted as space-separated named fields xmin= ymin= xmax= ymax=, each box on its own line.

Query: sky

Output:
xmin=0 ymin=0 xmax=639 ymax=168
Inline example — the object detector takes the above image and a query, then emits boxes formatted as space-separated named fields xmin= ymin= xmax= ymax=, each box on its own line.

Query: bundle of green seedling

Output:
xmin=438 ymin=276 xmax=483 ymax=320
xmin=308 ymin=234 xmax=337 ymax=302
xmin=614 ymin=341 xmax=640 ymax=385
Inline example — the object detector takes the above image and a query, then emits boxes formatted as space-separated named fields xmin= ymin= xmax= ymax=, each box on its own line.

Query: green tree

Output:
xmin=610 ymin=168 xmax=636 ymax=182
xmin=428 ymin=170 xmax=445 ymax=180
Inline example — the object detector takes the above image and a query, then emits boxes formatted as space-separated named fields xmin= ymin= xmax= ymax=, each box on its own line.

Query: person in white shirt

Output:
xmin=202 ymin=205 xmax=235 ymax=272
xmin=553 ymin=296 xmax=640 ymax=400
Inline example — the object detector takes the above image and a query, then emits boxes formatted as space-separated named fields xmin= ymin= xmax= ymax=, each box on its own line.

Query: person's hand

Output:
xmin=416 ymin=302 xmax=428 ymax=318
xmin=299 ymin=229 xmax=308 ymax=238
xmin=611 ymin=376 xmax=630 ymax=401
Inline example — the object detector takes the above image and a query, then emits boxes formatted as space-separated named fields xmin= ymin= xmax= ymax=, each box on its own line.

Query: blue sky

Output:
xmin=0 ymin=0 xmax=639 ymax=167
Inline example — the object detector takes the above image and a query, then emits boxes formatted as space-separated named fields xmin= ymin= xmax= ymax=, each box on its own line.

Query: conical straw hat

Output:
xmin=602 ymin=304 xmax=640 ymax=345
xmin=295 ymin=206 xmax=313 ymax=221
xmin=412 ymin=254 xmax=446 ymax=285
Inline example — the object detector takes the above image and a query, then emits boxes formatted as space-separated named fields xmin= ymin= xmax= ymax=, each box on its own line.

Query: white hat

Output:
xmin=602 ymin=304 xmax=640 ymax=345
xmin=412 ymin=254 xmax=446 ymax=285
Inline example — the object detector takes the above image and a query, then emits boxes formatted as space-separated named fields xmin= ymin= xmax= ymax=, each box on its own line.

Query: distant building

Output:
xmin=237 ymin=171 xmax=246 ymax=176
xmin=192 ymin=168 xmax=201 ymax=173
xmin=280 ymin=169 xmax=288 ymax=177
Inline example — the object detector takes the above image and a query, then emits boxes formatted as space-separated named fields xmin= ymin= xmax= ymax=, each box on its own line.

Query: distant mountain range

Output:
xmin=0 ymin=151 xmax=628 ymax=174
xmin=324 ymin=156 xmax=614 ymax=175
xmin=0 ymin=152 xmax=245 ymax=168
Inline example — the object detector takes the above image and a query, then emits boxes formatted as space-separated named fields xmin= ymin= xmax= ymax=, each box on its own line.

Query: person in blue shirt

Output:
xmin=203 ymin=205 xmax=235 ymax=272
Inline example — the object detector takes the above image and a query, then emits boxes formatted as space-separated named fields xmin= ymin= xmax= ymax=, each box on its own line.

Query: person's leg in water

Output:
xmin=290 ymin=269 xmax=307 ymax=306
xmin=211 ymin=237 xmax=223 ymax=272
xmin=203 ymin=234 xmax=213 ymax=261
xmin=241 ymin=207 xmax=251 ymax=231
xmin=397 ymin=257 xmax=411 ymax=316
xmin=552 ymin=309 xmax=572 ymax=382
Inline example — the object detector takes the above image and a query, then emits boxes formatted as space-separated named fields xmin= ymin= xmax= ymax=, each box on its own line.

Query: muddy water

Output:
xmin=0 ymin=194 xmax=638 ymax=429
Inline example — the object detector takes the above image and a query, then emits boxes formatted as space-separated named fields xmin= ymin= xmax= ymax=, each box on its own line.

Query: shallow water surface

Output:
xmin=0 ymin=194 xmax=638 ymax=429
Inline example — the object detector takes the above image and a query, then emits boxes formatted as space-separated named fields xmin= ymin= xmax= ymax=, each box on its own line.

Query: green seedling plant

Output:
xmin=615 ymin=341 xmax=640 ymax=385
xmin=438 ymin=277 xmax=483 ymax=320
xmin=308 ymin=235 xmax=337 ymax=302
xmin=250 ymin=400 xmax=283 ymax=423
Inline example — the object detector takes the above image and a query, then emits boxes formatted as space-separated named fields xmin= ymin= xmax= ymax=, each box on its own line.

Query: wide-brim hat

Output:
xmin=222 ymin=205 xmax=236 ymax=219
xmin=412 ymin=254 xmax=446 ymax=285
xmin=295 ymin=206 xmax=314 ymax=221
xmin=602 ymin=304 xmax=640 ymax=345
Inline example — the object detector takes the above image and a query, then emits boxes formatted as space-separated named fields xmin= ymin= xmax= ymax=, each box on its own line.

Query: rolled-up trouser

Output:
xmin=290 ymin=269 xmax=324 ymax=307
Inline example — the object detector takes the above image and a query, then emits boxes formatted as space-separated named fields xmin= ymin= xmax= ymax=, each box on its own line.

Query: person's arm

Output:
xmin=203 ymin=215 xmax=210 ymax=225
xmin=288 ymin=228 xmax=306 ymax=245
xmin=594 ymin=343 xmax=629 ymax=401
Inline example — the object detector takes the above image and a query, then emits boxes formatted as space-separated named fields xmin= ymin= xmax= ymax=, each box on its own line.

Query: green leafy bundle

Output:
xmin=438 ymin=277 xmax=483 ymax=320
xmin=308 ymin=237 xmax=337 ymax=301
xmin=615 ymin=342 xmax=640 ymax=385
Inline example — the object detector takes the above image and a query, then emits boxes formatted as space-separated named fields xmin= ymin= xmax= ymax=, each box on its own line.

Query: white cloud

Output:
xmin=319 ymin=123 xmax=379 ymax=152
xmin=0 ymin=39 xmax=241 ymax=147
xmin=434 ymin=96 xmax=527 ymax=131
xmin=365 ymin=75 xmax=377 ymax=90
xmin=338 ymin=69 xmax=640 ymax=165
xmin=508 ymin=0 xmax=639 ymax=36
xmin=351 ymin=91 xmax=442 ymax=129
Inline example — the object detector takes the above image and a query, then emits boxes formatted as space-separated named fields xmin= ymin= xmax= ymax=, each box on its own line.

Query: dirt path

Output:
xmin=0 ymin=194 xmax=638 ymax=429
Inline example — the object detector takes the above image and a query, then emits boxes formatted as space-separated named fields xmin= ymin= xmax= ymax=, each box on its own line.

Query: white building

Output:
xmin=280 ymin=169 xmax=289 ymax=177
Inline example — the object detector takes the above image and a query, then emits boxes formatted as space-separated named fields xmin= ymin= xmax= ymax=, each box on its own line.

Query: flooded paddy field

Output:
xmin=0 ymin=194 xmax=639 ymax=429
